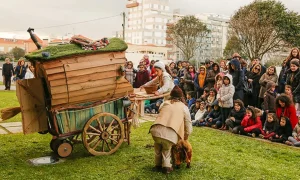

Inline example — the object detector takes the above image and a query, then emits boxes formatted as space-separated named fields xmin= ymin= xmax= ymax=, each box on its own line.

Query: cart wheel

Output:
xmin=57 ymin=141 xmax=73 ymax=158
xmin=82 ymin=113 xmax=124 ymax=156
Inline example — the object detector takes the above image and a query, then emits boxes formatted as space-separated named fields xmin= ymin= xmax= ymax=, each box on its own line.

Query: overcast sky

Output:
xmin=0 ymin=0 xmax=299 ymax=40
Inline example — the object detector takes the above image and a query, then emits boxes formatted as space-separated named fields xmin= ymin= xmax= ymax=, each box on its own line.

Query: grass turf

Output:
xmin=25 ymin=38 xmax=127 ymax=61
xmin=0 ymin=90 xmax=21 ymax=122
xmin=0 ymin=122 xmax=299 ymax=180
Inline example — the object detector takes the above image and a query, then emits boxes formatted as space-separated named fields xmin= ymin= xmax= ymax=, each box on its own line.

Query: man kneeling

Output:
xmin=149 ymin=85 xmax=192 ymax=174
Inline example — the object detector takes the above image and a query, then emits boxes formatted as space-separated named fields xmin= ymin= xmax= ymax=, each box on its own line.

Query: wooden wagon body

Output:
xmin=18 ymin=38 xmax=134 ymax=157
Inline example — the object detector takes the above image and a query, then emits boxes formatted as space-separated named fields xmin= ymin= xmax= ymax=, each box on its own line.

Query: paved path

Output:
xmin=0 ymin=114 xmax=157 ymax=135
xmin=0 ymin=85 xmax=16 ymax=91
xmin=0 ymin=122 xmax=22 ymax=134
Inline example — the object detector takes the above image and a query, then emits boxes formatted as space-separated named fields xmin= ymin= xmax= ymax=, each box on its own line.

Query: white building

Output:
xmin=166 ymin=13 xmax=230 ymax=63
xmin=195 ymin=13 xmax=230 ymax=62
xmin=124 ymin=0 xmax=171 ymax=46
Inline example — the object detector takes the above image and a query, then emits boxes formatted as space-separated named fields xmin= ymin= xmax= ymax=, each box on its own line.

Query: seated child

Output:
xmin=186 ymin=91 xmax=196 ymax=109
xmin=258 ymin=113 xmax=278 ymax=139
xmin=200 ymin=87 xmax=210 ymax=102
xmin=145 ymin=99 xmax=163 ymax=114
xmin=206 ymin=88 xmax=217 ymax=106
xmin=205 ymin=102 xmax=221 ymax=128
xmin=190 ymin=99 xmax=201 ymax=120
xmin=233 ymin=106 xmax=262 ymax=137
xmin=225 ymin=99 xmax=246 ymax=132
xmin=286 ymin=116 xmax=300 ymax=146
xmin=192 ymin=101 xmax=207 ymax=126
xmin=270 ymin=116 xmax=292 ymax=143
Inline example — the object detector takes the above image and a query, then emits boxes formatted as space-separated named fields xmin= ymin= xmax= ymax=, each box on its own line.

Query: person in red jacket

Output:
xmin=134 ymin=64 xmax=150 ymax=88
xmin=275 ymin=94 xmax=297 ymax=129
xmin=234 ymin=106 xmax=262 ymax=137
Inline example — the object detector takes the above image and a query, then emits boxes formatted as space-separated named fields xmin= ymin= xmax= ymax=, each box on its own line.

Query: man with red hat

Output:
xmin=149 ymin=85 xmax=192 ymax=174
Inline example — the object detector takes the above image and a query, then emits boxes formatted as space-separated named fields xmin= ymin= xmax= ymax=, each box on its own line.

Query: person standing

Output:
xmin=229 ymin=58 xmax=244 ymax=101
xmin=14 ymin=59 xmax=27 ymax=80
xmin=285 ymin=59 xmax=300 ymax=112
xmin=2 ymin=58 xmax=14 ymax=90
xmin=149 ymin=85 xmax=192 ymax=174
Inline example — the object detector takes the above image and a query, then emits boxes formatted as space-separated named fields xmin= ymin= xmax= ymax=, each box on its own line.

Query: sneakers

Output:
xmin=258 ymin=134 xmax=264 ymax=139
xmin=285 ymin=141 xmax=293 ymax=146
xmin=162 ymin=167 xmax=173 ymax=174
xmin=251 ymin=133 xmax=256 ymax=138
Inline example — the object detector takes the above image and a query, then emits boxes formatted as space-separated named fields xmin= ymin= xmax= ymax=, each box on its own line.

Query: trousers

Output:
xmin=152 ymin=136 xmax=174 ymax=168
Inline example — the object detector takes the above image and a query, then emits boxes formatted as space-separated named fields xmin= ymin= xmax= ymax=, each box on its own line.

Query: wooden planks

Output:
xmin=16 ymin=78 xmax=48 ymax=134
xmin=51 ymin=83 xmax=131 ymax=100
xmin=52 ymin=86 xmax=133 ymax=106
xmin=38 ymin=52 xmax=132 ymax=107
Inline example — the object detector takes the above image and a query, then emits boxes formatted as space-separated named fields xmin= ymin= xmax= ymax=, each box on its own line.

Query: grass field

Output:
xmin=0 ymin=122 xmax=299 ymax=180
xmin=0 ymin=90 xmax=21 ymax=122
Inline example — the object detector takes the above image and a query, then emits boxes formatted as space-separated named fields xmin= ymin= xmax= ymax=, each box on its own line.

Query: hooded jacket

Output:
xmin=229 ymin=58 xmax=244 ymax=90
xmin=275 ymin=118 xmax=292 ymax=141
xmin=217 ymin=74 xmax=235 ymax=108
xmin=206 ymin=63 xmax=220 ymax=89
xmin=241 ymin=115 xmax=262 ymax=132
xmin=286 ymin=68 xmax=300 ymax=103
xmin=228 ymin=107 xmax=246 ymax=125
xmin=194 ymin=66 xmax=207 ymax=90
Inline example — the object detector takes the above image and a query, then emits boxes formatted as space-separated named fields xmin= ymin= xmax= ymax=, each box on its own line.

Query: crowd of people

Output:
xmin=2 ymin=58 xmax=35 ymax=90
xmin=125 ymin=49 xmax=300 ymax=147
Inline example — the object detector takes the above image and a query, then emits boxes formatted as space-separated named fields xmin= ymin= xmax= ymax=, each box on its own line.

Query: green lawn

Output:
xmin=0 ymin=90 xmax=21 ymax=122
xmin=0 ymin=122 xmax=299 ymax=180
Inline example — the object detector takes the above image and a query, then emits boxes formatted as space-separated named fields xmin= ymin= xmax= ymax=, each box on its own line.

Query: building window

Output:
xmin=0 ymin=47 xmax=4 ymax=52
xmin=8 ymin=47 xmax=13 ymax=52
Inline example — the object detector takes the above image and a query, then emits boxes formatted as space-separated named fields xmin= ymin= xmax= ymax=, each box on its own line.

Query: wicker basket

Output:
xmin=144 ymin=85 xmax=158 ymax=94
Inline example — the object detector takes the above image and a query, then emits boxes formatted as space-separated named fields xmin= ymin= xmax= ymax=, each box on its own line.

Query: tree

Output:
xmin=10 ymin=47 xmax=25 ymax=60
xmin=229 ymin=0 xmax=300 ymax=60
xmin=223 ymin=36 xmax=243 ymax=58
xmin=169 ymin=15 xmax=210 ymax=61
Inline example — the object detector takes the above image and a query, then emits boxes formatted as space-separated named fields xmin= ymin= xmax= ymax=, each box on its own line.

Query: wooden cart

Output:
xmin=18 ymin=38 xmax=134 ymax=157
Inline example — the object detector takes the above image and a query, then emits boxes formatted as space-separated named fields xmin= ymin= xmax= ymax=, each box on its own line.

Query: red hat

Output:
xmin=170 ymin=85 xmax=183 ymax=98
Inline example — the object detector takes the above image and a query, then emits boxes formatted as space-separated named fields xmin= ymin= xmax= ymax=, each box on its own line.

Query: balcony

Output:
xmin=166 ymin=37 xmax=173 ymax=41
xmin=166 ymin=44 xmax=173 ymax=48
xmin=126 ymin=1 xmax=139 ymax=8
xmin=166 ymin=29 xmax=172 ymax=33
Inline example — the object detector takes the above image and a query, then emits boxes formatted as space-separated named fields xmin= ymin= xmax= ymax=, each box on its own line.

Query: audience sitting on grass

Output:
xmin=270 ymin=116 xmax=292 ymax=144
xmin=190 ymin=99 xmax=201 ymax=120
xmin=286 ymin=116 xmax=300 ymax=146
xmin=192 ymin=101 xmax=207 ymax=127
xmin=225 ymin=99 xmax=246 ymax=132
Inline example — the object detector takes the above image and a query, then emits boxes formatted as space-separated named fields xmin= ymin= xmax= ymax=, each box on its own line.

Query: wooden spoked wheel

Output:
xmin=82 ymin=113 xmax=124 ymax=156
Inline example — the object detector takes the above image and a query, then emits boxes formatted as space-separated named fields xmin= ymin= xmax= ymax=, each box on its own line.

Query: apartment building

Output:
xmin=125 ymin=0 xmax=171 ymax=46
xmin=0 ymin=36 xmax=47 ymax=54
xmin=166 ymin=13 xmax=230 ymax=62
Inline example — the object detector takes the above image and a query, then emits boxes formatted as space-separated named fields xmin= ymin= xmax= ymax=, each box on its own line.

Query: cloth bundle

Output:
xmin=70 ymin=35 xmax=110 ymax=50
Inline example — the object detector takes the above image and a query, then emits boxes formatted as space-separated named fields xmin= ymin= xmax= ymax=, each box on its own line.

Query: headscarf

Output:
xmin=154 ymin=61 xmax=166 ymax=72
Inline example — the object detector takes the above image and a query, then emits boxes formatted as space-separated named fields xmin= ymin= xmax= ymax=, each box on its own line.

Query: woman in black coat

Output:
xmin=244 ymin=64 xmax=262 ymax=107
